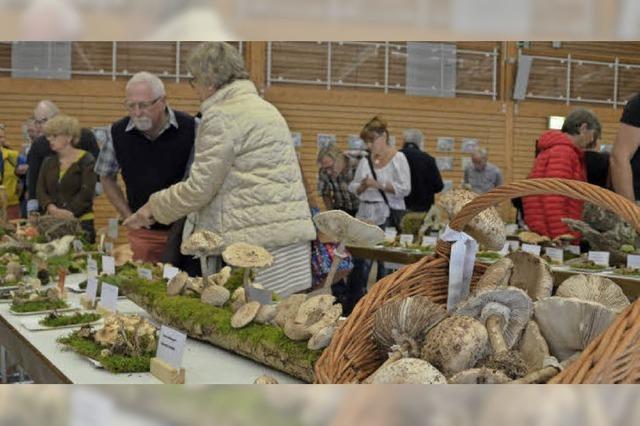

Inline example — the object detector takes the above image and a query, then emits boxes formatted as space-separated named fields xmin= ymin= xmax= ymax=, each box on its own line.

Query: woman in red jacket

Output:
xmin=523 ymin=108 xmax=601 ymax=238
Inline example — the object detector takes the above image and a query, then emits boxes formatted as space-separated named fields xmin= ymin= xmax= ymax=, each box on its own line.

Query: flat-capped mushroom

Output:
xmin=475 ymin=257 xmax=513 ymax=292
xmin=556 ymin=274 xmax=630 ymax=313
xmin=201 ymin=285 xmax=230 ymax=307
xmin=420 ymin=315 xmax=489 ymax=377
xmin=231 ymin=301 xmax=261 ymax=328
xmin=181 ymin=230 xmax=224 ymax=288
xmin=209 ymin=266 xmax=232 ymax=287
xmin=449 ymin=367 xmax=510 ymax=384
xmin=167 ymin=272 xmax=189 ymax=296
xmin=505 ymin=251 xmax=553 ymax=301
xmin=534 ymin=296 xmax=618 ymax=362
xmin=438 ymin=189 xmax=506 ymax=250
xmin=274 ymin=293 xmax=307 ymax=328
xmin=517 ymin=231 xmax=550 ymax=245
xmin=255 ymin=304 xmax=277 ymax=324
xmin=222 ymin=243 xmax=274 ymax=300
xmin=308 ymin=325 xmax=336 ymax=351
xmin=367 ymin=358 xmax=447 ymax=384
xmin=518 ymin=320 xmax=550 ymax=372
xmin=313 ymin=210 xmax=384 ymax=288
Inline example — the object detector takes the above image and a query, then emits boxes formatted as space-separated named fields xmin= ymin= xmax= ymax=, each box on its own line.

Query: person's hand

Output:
xmin=122 ymin=203 xmax=155 ymax=229
xmin=47 ymin=205 xmax=74 ymax=220
xmin=363 ymin=177 xmax=380 ymax=190
xmin=15 ymin=164 xmax=28 ymax=175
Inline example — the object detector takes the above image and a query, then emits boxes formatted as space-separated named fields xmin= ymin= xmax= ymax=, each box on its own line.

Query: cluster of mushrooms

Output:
xmin=365 ymin=251 xmax=630 ymax=384
xmin=12 ymin=286 xmax=61 ymax=305
xmin=76 ymin=313 xmax=158 ymax=358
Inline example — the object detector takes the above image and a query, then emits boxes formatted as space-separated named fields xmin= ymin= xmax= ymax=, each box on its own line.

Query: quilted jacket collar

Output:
xmin=201 ymin=79 xmax=257 ymax=111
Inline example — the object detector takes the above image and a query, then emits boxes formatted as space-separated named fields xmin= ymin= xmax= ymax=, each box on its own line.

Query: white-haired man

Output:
xmin=94 ymin=71 xmax=196 ymax=263
xmin=463 ymin=147 xmax=503 ymax=193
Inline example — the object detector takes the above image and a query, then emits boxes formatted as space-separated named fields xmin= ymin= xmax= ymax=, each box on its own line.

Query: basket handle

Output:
xmin=448 ymin=178 xmax=640 ymax=234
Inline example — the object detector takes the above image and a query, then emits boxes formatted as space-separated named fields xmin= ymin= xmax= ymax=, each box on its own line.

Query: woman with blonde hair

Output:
xmin=124 ymin=42 xmax=316 ymax=296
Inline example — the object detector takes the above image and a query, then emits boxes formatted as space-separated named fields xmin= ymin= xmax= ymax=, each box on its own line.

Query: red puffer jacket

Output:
xmin=523 ymin=131 xmax=585 ymax=238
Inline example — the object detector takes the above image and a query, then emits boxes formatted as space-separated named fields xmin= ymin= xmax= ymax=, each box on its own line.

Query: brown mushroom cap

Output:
xmin=167 ymin=272 xmax=189 ymax=296
xmin=518 ymin=320 xmax=550 ymax=372
xmin=480 ymin=351 xmax=529 ymax=379
xmin=222 ymin=242 xmax=274 ymax=269
xmin=475 ymin=257 xmax=513 ymax=292
xmin=373 ymin=296 xmax=447 ymax=357
xmin=180 ymin=230 xmax=223 ymax=257
xmin=367 ymin=358 xmax=447 ymax=384
xmin=534 ymin=296 xmax=618 ymax=362
xmin=556 ymin=274 xmax=630 ymax=313
xmin=517 ymin=231 xmax=550 ymax=245
xmin=201 ymin=285 xmax=231 ymax=307
xmin=231 ymin=301 xmax=261 ymax=328
xmin=421 ymin=315 xmax=489 ymax=377
xmin=313 ymin=209 xmax=384 ymax=246
xmin=448 ymin=367 xmax=511 ymax=384
xmin=438 ymin=189 xmax=506 ymax=250
xmin=455 ymin=287 xmax=533 ymax=350
xmin=505 ymin=251 xmax=553 ymax=301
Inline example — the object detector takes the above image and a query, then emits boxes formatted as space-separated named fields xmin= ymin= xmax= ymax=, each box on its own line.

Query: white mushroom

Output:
xmin=230 ymin=287 xmax=246 ymax=312
xmin=556 ymin=274 xmax=630 ymax=313
xmin=505 ymin=251 xmax=553 ymax=301
xmin=518 ymin=320 xmax=550 ymax=372
xmin=231 ymin=301 xmax=261 ymax=328
xmin=308 ymin=325 xmax=336 ymax=351
xmin=475 ymin=257 xmax=513 ymax=292
xmin=222 ymin=243 xmax=274 ymax=300
xmin=254 ymin=304 xmax=277 ymax=324
xmin=208 ymin=266 xmax=232 ymax=287
xmin=449 ymin=367 xmax=511 ymax=384
xmin=181 ymin=230 xmax=224 ymax=288
xmin=167 ymin=272 xmax=189 ymax=296
xmin=254 ymin=375 xmax=279 ymax=384
xmin=33 ymin=235 xmax=76 ymax=259
xmin=274 ymin=294 xmax=307 ymax=328
xmin=421 ymin=315 xmax=489 ymax=377
xmin=367 ymin=358 xmax=447 ymax=384
xmin=200 ymin=285 xmax=230 ymax=307
xmin=6 ymin=261 xmax=23 ymax=281
xmin=313 ymin=210 xmax=384 ymax=288
xmin=438 ymin=189 xmax=506 ymax=250
xmin=284 ymin=294 xmax=341 ymax=341
xmin=534 ymin=296 xmax=618 ymax=362
xmin=185 ymin=277 xmax=205 ymax=295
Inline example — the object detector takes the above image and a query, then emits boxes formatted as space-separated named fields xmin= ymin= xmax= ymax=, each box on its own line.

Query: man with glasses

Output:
xmin=95 ymin=71 xmax=195 ymax=263
xmin=26 ymin=100 xmax=99 ymax=215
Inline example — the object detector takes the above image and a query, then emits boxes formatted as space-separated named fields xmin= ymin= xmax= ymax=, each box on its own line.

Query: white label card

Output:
xmin=588 ymin=251 xmax=610 ymax=267
xmin=422 ymin=236 xmax=438 ymax=247
xmin=163 ymin=264 xmax=180 ymax=280
xmin=85 ymin=277 xmax=98 ymax=302
xmin=399 ymin=234 xmax=414 ymax=245
xmin=87 ymin=257 xmax=98 ymax=280
xmin=545 ymin=247 xmax=564 ymax=264
xmin=508 ymin=240 xmax=520 ymax=251
xmin=246 ymin=285 xmax=274 ymax=305
xmin=384 ymin=227 xmax=397 ymax=242
xmin=498 ymin=243 xmax=510 ymax=256
xmin=99 ymin=283 xmax=119 ymax=312
xmin=522 ymin=243 xmax=542 ymax=256
xmin=107 ymin=218 xmax=119 ymax=239
xmin=102 ymin=255 xmax=115 ymax=275
xmin=70 ymin=388 xmax=114 ymax=426
xmin=156 ymin=325 xmax=187 ymax=370
xmin=137 ymin=268 xmax=153 ymax=280
xmin=627 ymin=254 xmax=640 ymax=269
xmin=567 ymin=245 xmax=581 ymax=255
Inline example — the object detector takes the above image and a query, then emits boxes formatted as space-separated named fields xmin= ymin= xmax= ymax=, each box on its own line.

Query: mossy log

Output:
xmin=105 ymin=266 xmax=318 ymax=383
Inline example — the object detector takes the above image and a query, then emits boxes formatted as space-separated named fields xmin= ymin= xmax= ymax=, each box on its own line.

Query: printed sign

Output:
xmin=508 ymin=240 xmax=521 ymax=251
xmin=163 ymin=264 xmax=180 ymax=280
xmin=545 ymin=247 xmax=564 ymax=264
xmin=627 ymin=254 xmax=640 ymax=269
xmin=291 ymin=131 xmax=302 ymax=148
xmin=99 ymin=283 xmax=119 ymax=312
xmin=85 ymin=277 xmax=99 ymax=303
xmin=567 ymin=245 xmax=581 ymax=255
xmin=87 ymin=257 xmax=98 ymax=280
xmin=384 ymin=227 xmax=397 ymax=243
xmin=399 ymin=234 xmax=414 ymax=246
xmin=317 ymin=133 xmax=336 ymax=149
xmin=588 ymin=251 xmax=610 ymax=267
xmin=436 ymin=137 xmax=454 ymax=152
xmin=521 ymin=243 xmax=541 ymax=256
xmin=156 ymin=325 xmax=187 ymax=370
xmin=422 ymin=236 xmax=438 ymax=247
xmin=102 ymin=255 xmax=115 ymax=275
xmin=498 ymin=243 xmax=510 ymax=256
xmin=461 ymin=138 xmax=479 ymax=153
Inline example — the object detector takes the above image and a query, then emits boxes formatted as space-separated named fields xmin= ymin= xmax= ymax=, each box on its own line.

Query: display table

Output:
xmin=0 ymin=274 xmax=301 ymax=384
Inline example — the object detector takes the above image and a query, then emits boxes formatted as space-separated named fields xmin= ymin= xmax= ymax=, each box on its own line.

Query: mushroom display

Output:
xmin=437 ymin=189 xmax=506 ymax=250
xmin=534 ymin=296 xmax=619 ymax=362
xmin=222 ymin=242 xmax=274 ymax=299
xmin=308 ymin=325 xmax=337 ymax=351
xmin=92 ymin=314 xmax=158 ymax=357
xmin=448 ymin=367 xmax=510 ymax=384
xmin=504 ymin=251 xmax=553 ymax=301
xmin=274 ymin=293 xmax=307 ymax=327
xmin=181 ymin=230 xmax=224 ymax=288
xmin=167 ymin=272 xmax=189 ymax=296
xmin=420 ymin=315 xmax=489 ymax=377
xmin=113 ymin=244 xmax=133 ymax=267
xmin=556 ymin=274 xmax=630 ymax=313
xmin=209 ymin=266 xmax=232 ymax=287
xmin=231 ymin=301 xmax=262 ymax=328
xmin=230 ymin=287 xmax=247 ymax=313
xmin=475 ymin=257 xmax=513 ymax=292
xmin=201 ymin=284 xmax=230 ymax=307
xmin=517 ymin=231 xmax=551 ymax=245
xmin=33 ymin=235 xmax=76 ymax=259
xmin=313 ymin=210 xmax=384 ymax=289
xmin=283 ymin=294 xmax=342 ymax=341
xmin=366 ymin=358 xmax=447 ymax=384
xmin=518 ymin=320 xmax=550 ymax=372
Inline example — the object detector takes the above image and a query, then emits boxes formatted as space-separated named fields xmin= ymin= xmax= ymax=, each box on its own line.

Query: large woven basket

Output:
xmin=314 ymin=178 xmax=640 ymax=384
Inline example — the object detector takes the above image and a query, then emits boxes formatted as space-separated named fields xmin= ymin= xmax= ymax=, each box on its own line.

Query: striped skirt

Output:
xmin=254 ymin=242 xmax=312 ymax=297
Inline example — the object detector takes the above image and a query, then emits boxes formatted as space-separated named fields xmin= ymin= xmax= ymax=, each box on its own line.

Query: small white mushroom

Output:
xmin=308 ymin=325 xmax=336 ymax=351
xmin=231 ymin=301 xmax=261 ymax=328
xmin=200 ymin=285 xmax=230 ymax=307
xmin=284 ymin=295 xmax=341 ymax=341
xmin=254 ymin=375 xmax=279 ymax=384
xmin=254 ymin=304 xmax=277 ymax=324
xmin=556 ymin=274 xmax=630 ymax=313
xmin=230 ymin=287 xmax=246 ymax=312
xmin=181 ymin=230 xmax=224 ymax=288
xmin=449 ymin=367 xmax=511 ymax=384
xmin=367 ymin=358 xmax=447 ymax=384
xmin=505 ymin=251 xmax=553 ymax=301
xmin=222 ymin=243 xmax=273 ymax=300
xmin=274 ymin=293 xmax=307 ymax=328
xmin=185 ymin=277 xmax=205 ymax=295
xmin=167 ymin=272 xmax=189 ymax=296
xmin=208 ymin=266 xmax=232 ymax=287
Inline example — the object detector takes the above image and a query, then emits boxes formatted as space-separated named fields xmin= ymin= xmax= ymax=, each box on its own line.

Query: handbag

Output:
xmin=366 ymin=155 xmax=405 ymax=232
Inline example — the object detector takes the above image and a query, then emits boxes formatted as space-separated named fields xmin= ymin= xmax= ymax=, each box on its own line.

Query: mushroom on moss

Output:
xmin=167 ymin=272 xmax=189 ymax=296
xmin=222 ymin=242 xmax=274 ymax=299
xmin=314 ymin=210 xmax=385 ymax=288
xmin=231 ymin=301 xmax=261 ymax=328
xmin=284 ymin=294 xmax=342 ymax=341
xmin=181 ymin=230 xmax=224 ymax=288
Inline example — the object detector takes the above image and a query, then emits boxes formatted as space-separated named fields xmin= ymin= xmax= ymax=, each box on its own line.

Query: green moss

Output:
xmin=57 ymin=332 xmax=152 ymax=373
xmin=11 ymin=298 xmax=68 ymax=313
xmin=40 ymin=312 xmax=101 ymax=327
xmin=400 ymin=211 xmax=427 ymax=235
xmin=477 ymin=251 xmax=502 ymax=259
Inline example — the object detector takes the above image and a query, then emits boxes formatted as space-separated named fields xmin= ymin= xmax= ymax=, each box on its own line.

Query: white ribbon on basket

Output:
xmin=440 ymin=226 xmax=478 ymax=312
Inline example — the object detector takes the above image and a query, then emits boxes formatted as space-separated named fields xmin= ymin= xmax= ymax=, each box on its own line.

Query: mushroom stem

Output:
xmin=199 ymin=255 xmax=211 ymax=288
xmin=322 ymin=241 xmax=346 ymax=289
xmin=243 ymin=268 xmax=251 ymax=299
xmin=511 ymin=366 xmax=560 ymax=384
xmin=485 ymin=314 xmax=508 ymax=354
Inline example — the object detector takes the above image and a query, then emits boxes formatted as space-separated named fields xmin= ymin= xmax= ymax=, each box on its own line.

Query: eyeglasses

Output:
xmin=124 ymin=96 xmax=162 ymax=111
xmin=34 ymin=118 xmax=48 ymax=126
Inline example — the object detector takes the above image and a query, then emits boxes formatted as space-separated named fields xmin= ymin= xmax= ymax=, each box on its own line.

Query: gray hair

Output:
xmin=33 ymin=100 xmax=60 ymax=119
xmin=562 ymin=108 xmax=601 ymax=137
xmin=472 ymin=147 xmax=488 ymax=159
xmin=403 ymin=128 xmax=424 ymax=149
xmin=126 ymin=72 xmax=166 ymax=98
xmin=186 ymin=42 xmax=249 ymax=90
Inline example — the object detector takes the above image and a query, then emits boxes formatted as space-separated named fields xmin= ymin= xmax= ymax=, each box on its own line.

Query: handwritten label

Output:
xmin=87 ymin=257 xmax=98 ymax=280
xmin=498 ymin=243 xmax=510 ymax=256
xmin=99 ymin=283 xmax=119 ymax=312
xmin=399 ymin=234 xmax=414 ymax=246
xmin=70 ymin=388 xmax=114 ymax=426
xmin=163 ymin=264 xmax=180 ymax=280
xmin=137 ymin=268 xmax=153 ymax=281
xmin=246 ymin=285 xmax=274 ymax=305
xmin=567 ymin=245 xmax=581 ymax=255
xmin=422 ymin=236 xmax=438 ymax=247
xmin=73 ymin=240 xmax=84 ymax=252
xmin=508 ymin=240 xmax=520 ymax=251
xmin=627 ymin=254 xmax=640 ymax=269
xmin=156 ymin=325 xmax=187 ymax=370
xmin=384 ymin=227 xmax=397 ymax=243
xmin=545 ymin=247 xmax=564 ymax=264
xmin=522 ymin=244 xmax=542 ymax=256
xmin=85 ymin=277 xmax=98 ymax=303
xmin=588 ymin=251 xmax=610 ymax=267
xmin=107 ymin=218 xmax=119 ymax=239
xmin=101 ymin=255 xmax=115 ymax=275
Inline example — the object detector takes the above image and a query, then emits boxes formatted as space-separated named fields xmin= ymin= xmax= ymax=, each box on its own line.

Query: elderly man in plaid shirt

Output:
xmin=317 ymin=145 xmax=360 ymax=216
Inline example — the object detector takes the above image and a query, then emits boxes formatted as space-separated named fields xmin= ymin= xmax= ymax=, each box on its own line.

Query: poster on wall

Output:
xmin=291 ymin=132 xmax=302 ymax=148
xmin=317 ymin=133 xmax=337 ymax=149
xmin=436 ymin=137 xmax=455 ymax=152
xmin=347 ymin=135 xmax=366 ymax=151
xmin=442 ymin=180 xmax=454 ymax=192
xmin=461 ymin=156 xmax=473 ymax=171
xmin=461 ymin=138 xmax=479 ymax=153
xmin=436 ymin=157 xmax=453 ymax=171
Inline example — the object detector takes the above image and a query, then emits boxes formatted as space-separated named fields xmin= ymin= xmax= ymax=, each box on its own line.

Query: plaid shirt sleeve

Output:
xmin=94 ymin=126 xmax=120 ymax=177
xmin=317 ymin=170 xmax=331 ymax=196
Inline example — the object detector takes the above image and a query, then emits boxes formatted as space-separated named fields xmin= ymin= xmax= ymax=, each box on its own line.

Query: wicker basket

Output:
xmin=314 ymin=178 xmax=640 ymax=384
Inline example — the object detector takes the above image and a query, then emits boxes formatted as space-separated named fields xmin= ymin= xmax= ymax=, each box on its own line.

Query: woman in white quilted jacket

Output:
xmin=123 ymin=42 xmax=316 ymax=296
